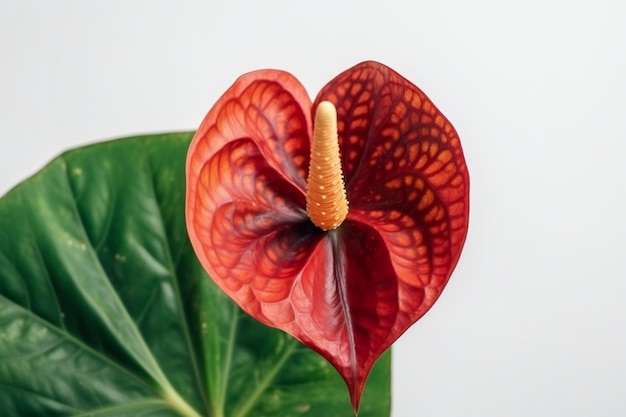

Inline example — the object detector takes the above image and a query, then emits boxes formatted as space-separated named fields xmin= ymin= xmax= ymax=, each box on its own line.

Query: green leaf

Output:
xmin=0 ymin=133 xmax=391 ymax=417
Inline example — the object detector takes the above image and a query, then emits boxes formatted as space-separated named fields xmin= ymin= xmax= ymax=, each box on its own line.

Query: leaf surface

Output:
xmin=0 ymin=133 xmax=390 ymax=417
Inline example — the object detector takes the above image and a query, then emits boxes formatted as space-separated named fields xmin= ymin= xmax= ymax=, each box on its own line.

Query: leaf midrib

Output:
xmin=214 ymin=302 xmax=239 ymax=417
xmin=69 ymin=398 xmax=170 ymax=416
xmin=144 ymin=156 xmax=210 ymax=412
xmin=0 ymin=294 xmax=157 ymax=394
xmin=59 ymin=155 xmax=204 ymax=417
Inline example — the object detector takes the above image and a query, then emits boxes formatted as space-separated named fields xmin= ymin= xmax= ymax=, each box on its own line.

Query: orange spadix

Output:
xmin=306 ymin=101 xmax=349 ymax=231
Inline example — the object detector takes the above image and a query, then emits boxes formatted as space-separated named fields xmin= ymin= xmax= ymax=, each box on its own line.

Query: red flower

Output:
xmin=186 ymin=61 xmax=469 ymax=412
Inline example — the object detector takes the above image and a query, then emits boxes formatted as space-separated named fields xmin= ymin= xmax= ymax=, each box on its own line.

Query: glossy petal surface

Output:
xmin=315 ymin=60 xmax=470 ymax=349
xmin=186 ymin=61 xmax=470 ymax=412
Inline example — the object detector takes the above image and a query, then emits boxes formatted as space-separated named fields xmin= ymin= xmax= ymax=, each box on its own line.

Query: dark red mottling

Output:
xmin=186 ymin=61 xmax=469 ymax=412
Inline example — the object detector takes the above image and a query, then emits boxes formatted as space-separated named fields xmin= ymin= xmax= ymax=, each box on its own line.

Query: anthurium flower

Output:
xmin=186 ymin=61 xmax=469 ymax=412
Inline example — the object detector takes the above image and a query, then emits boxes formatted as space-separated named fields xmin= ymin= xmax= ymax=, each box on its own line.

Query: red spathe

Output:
xmin=186 ymin=61 xmax=470 ymax=412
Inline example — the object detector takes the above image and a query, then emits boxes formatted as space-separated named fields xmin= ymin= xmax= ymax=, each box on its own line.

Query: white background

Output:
xmin=2 ymin=1 xmax=626 ymax=416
